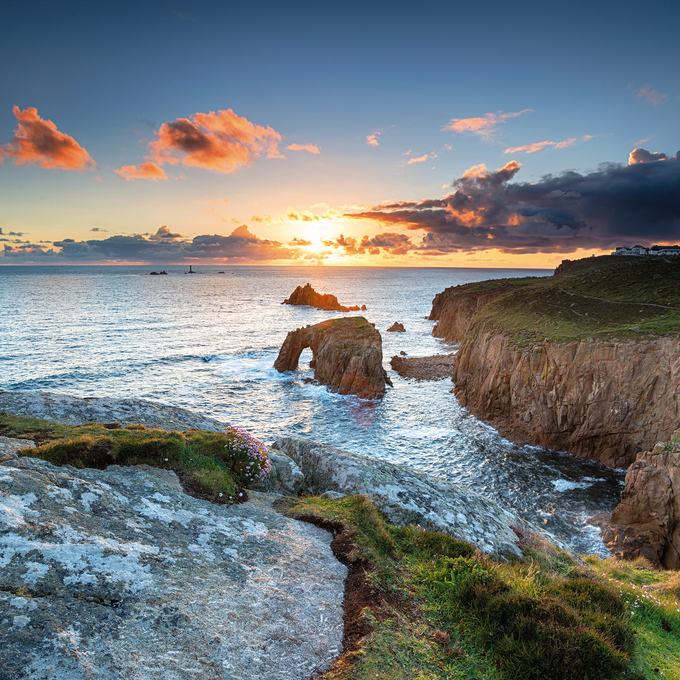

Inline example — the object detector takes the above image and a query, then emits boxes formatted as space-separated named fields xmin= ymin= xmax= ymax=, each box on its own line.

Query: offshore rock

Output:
xmin=451 ymin=332 xmax=680 ymax=469
xmin=428 ymin=285 xmax=512 ymax=342
xmin=0 ymin=455 xmax=346 ymax=680
xmin=274 ymin=317 xmax=392 ymax=399
xmin=604 ymin=434 xmax=680 ymax=569
xmin=390 ymin=354 xmax=456 ymax=381
xmin=386 ymin=322 xmax=405 ymax=332
xmin=271 ymin=436 xmax=563 ymax=559
xmin=282 ymin=283 xmax=363 ymax=312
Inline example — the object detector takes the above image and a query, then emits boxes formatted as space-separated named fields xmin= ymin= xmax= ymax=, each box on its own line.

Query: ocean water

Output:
xmin=0 ymin=264 xmax=625 ymax=555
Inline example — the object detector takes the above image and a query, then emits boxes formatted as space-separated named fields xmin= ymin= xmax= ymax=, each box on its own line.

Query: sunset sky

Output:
xmin=1 ymin=0 xmax=679 ymax=267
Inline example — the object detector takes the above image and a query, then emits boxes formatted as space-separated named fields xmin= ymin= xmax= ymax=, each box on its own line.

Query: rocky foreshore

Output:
xmin=1 ymin=391 xmax=568 ymax=678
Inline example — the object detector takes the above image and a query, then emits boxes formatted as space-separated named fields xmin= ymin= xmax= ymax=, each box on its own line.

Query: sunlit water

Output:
xmin=0 ymin=265 xmax=625 ymax=555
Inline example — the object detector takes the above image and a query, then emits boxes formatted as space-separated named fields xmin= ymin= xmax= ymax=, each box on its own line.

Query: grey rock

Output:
xmin=254 ymin=449 xmax=305 ymax=496
xmin=0 ymin=391 xmax=229 ymax=433
xmin=272 ymin=436 xmax=566 ymax=559
xmin=0 ymin=455 xmax=346 ymax=680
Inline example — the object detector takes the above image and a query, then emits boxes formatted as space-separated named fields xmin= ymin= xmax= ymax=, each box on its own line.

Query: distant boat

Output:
xmin=149 ymin=270 xmax=167 ymax=275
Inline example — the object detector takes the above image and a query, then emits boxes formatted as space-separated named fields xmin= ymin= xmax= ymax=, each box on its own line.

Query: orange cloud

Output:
xmin=635 ymin=85 xmax=668 ymax=106
xmin=286 ymin=143 xmax=320 ymax=154
xmin=366 ymin=131 xmax=380 ymax=147
xmin=503 ymin=135 xmax=594 ymax=154
xmin=407 ymin=154 xmax=429 ymax=164
xmin=628 ymin=148 xmax=668 ymax=165
xmin=147 ymin=109 xmax=282 ymax=173
xmin=114 ymin=161 xmax=167 ymax=181
xmin=443 ymin=109 xmax=532 ymax=138
xmin=3 ymin=106 xmax=95 ymax=170
xmin=462 ymin=163 xmax=488 ymax=178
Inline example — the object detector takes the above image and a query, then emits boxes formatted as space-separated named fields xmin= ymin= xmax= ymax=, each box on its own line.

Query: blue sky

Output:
xmin=1 ymin=0 xmax=678 ymax=266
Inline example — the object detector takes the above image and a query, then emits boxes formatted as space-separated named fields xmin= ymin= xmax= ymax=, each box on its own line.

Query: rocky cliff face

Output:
xmin=603 ymin=435 xmax=680 ymax=569
xmin=274 ymin=317 xmax=392 ymax=399
xmin=282 ymin=283 xmax=364 ymax=312
xmin=428 ymin=286 xmax=511 ymax=342
xmin=451 ymin=331 xmax=680 ymax=469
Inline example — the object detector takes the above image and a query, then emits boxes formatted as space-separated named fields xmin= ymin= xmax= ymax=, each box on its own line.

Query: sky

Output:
xmin=1 ymin=0 xmax=679 ymax=268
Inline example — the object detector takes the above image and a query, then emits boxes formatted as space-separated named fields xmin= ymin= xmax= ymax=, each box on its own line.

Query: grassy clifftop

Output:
xmin=463 ymin=255 xmax=680 ymax=346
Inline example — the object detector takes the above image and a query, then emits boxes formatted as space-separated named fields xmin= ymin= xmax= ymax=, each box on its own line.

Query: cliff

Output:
xmin=274 ymin=316 xmax=392 ymax=399
xmin=604 ymin=432 xmax=680 ymax=569
xmin=438 ymin=255 xmax=680 ymax=468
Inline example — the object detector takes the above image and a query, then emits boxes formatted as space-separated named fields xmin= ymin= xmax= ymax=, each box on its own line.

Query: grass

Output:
xmin=0 ymin=412 xmax=269 ymax=503
xmin=288 ymin=495 xmax=651 ymax=680
xmin=440 ymin=255 xmax=680 ymax=346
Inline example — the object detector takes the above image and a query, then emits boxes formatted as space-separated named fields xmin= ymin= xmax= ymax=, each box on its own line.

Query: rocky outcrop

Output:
xmin=0 ymin=452 xmax=346 ymax=680
xmin=451 ymin=332 xmax=680 ymax=469
xmin=0 ymin=391 xmax=229 ymax=432
xmin=386 ymin=322 xmax=405 ymax=332
xmin=271 ymin=436 xmax=566 ymax=559
xmin=390 ymin=354 xmax=456 ymax=381
xmin=282 ymin=283 xmax=365 ymax=312
xmin=603 ymin=434 xmax=680 ymax=569
xmin=274 ymin=317 xmax=392 ymax=399
xmin=428 ymin=285 xmax=511 ymax=342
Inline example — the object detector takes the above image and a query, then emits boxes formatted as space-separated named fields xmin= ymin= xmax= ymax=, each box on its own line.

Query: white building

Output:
xmin=613 ymin=245 xmax=680 ymax=256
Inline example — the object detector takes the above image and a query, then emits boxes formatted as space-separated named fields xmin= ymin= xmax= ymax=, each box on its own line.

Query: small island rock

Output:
xmin=274 ymin=316 xmax=392 ymax=399
xmin=387 ymin=322 xmax=406 ymax=332
xmin=282 ymin=283 xmax=363 ymax=312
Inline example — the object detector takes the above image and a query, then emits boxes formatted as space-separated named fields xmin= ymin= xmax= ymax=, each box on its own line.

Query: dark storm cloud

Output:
xmin=0 ymin=225 xmax=302 ymax=263
xmin=347 ymin=152 xmax=680 ymax=254
xmin=322 ymin=232 xmax=413 ymax=256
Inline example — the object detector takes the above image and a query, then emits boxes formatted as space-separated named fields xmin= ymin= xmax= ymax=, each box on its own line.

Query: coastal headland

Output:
xmin=430 ymin=255 xmax=680 ymax=469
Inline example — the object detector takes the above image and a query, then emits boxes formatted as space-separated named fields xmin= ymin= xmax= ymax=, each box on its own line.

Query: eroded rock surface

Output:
xmin=271 ymin=436 xmax=562 ymax=559
xmin=0 ymin=455 xmax=346 ymax=680
xmin=604 ymin=435 xmax=680 ymax=569
xmin=282 ymin=283 xmax=364 ymax=312
xmin=390 ymin=354 xmax=456 ymax=381
xmin=386 ymin=322 xmax=405 ymax=333
xmin=428 ymin=285 xmax=512 ymax=342
xmin=451 ymin=332 xmax=680 ymax=469
xmin=0 ymin=391 xmax=229 ymax=432
xmin=274 ymin=317 xmax=392 ymax=399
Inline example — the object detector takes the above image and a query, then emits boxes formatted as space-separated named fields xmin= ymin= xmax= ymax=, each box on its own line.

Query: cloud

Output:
xmin=442 ymin=109 xmax=532 ymax=139
xmin=628 ymin=148 xmax=668 ymax=164
xmin=503 ymin=135 xmax=594 ymax=155
xmin=321 ymin=232 xmax=414 ymax=256
xmin=90 ymin=228 xmax=108 ymax=233
xmin=366 ymin=131 xmax=380 ymax=147
xmin=250 ymin=213 xmax=271 ymax=223
xmin=345 ymin=151 xmax=680 ymax=254
xmin=407 ymin=154 xmax=429 ymax=165
xmin=146 ymin=109 xmax=282 ymax=173
xmin=114 ymin=161 xmax=167 ymax=181
xmin=2 ymin=106 xmax=95 ymax=170
xmin=290 ymin=237 xmax=313 ymax=246
xmin=286 ymin=143 xmax=320 ymax=154
xmin=635 ymin=85 xmax=668 ymax=106
xmin=0 ymin=225 xmax=303 ymax=264
xmin=281 ymin=207 xmax=339 ymax=222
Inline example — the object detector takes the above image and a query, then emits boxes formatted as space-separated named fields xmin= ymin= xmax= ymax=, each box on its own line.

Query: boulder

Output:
xmin=271 ymin=436 xmax=565 ymax=559
xmin=386 ymin=322 xmax=405 ymax=333
xmin=282 ymin=283 xmax=363 ymax=312
xmin=0 ymin=454 xmax=346 ymax=679
xmin=603 ymin=434 xmax=680 ymax=569
xmin=274 ymin=317 xmax=392 ymax=399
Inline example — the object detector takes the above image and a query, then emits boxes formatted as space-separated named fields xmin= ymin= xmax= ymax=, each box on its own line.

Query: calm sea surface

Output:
xmin=0 ymin=265 xmax=625 ymax=554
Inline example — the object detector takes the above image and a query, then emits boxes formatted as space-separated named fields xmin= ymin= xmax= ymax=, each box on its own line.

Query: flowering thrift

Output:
xmin=223 ymin=427 xmax=271 ymax=486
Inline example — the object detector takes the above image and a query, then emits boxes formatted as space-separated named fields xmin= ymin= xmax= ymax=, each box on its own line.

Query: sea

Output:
xmin=0 ymin=264 xmax=626 ymax=555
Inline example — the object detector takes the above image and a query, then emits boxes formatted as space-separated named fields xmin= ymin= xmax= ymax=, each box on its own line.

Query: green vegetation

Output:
xmin=449 ymin=255 xmax=680 ymax=345
xmin=287 ymin=495 xmax=668 ymax=680
xmin=0 ymin=413 xmax=270 ymax=503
